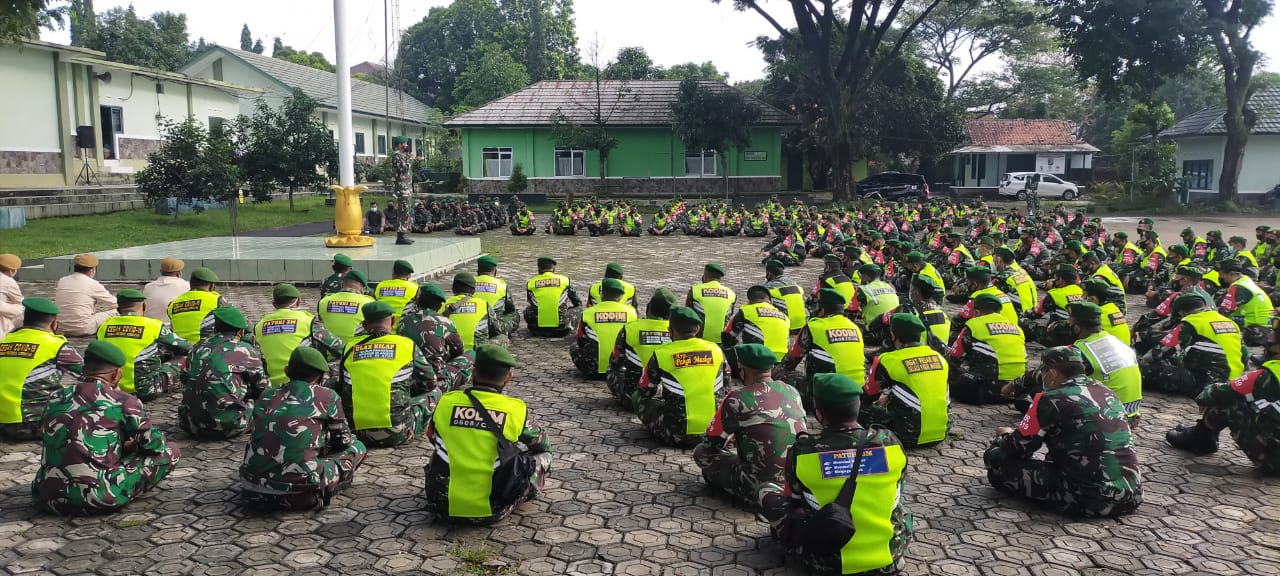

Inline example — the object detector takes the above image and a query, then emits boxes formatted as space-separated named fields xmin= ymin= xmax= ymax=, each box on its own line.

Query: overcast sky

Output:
xmin=41 ymin=0 xmax=1280 ymax=82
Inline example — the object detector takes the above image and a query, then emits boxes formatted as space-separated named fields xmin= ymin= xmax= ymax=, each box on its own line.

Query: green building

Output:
xmin=444 ymin=80 xmax=796 ymax=197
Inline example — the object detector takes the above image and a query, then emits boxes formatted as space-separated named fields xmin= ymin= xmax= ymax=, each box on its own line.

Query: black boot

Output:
xmin=396 ymin=232 xmax=414 ymax=245
xmin=1166 ymin=422 xmax=1220 ymax=455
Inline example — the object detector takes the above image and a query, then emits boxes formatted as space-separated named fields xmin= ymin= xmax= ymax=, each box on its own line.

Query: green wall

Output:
xmin=459 ymin=126 xmax=782 ymax=180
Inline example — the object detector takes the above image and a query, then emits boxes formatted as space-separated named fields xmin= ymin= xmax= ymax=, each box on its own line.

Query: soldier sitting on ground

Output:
xmin=687 ymin=263 xmax=738 ymax=348
xmin=442 ymin=272 xmax=505 ymax=350
xmin=1140 ymin=293 xmax=1245 ymax=398
xmin=178 ymin=307 xmax=270 ymax=440
xmin=0 ymin=298 xmax=83 ymax=441
xmin=255 ymin=283 xmax=345 ymax=387
xmin=374 ymin=260 xmax=420 ymax=328
xmin=32 ymin=340 xmax=181 ymax=516
xmin=782 ymin=288 xmax=865 ymax=413
xmin=632 ymin=307 xmax=729 ymax=448
xmin=984 ymin=347 xmax=1142 ymax=518
xmin=1023 ymin=264 xmax=1085 ymax=347
xmin=96 ymin=289 xmax=190 ymax=401
xmin=168 ymin=267 xmax=230 ymax=345
xmin=570 ymin=278 xmax=638 ymax=379
xmin=339 ymin=301 xmax=440 ymax=448
xmin=586 ymin=263 xmax=638 ymax=309
xmin=524 ymin=257 xmax=582 ymax=338
xmin=239 ymin=346 xmax=367 ymax=511
xmin=1216 ymin=259 xmax=1275 ymax=346
xmin=317 ymin=270 xmax=374 ymax=344
xmin=473 ymin=256 xmax=521 ymax=336
xmin=721 ymin=285 xmax=790 ymax=376
xmin=397 ymin=284 xmax=474 ymax=392
xmin=949 ymin=294 xmax=1026 ymax=405
xmin=607 ymin=288 xmax=675 ymax=411
xmin=319 ymin=254 xmax=354 ymax=298
xmin=862 ymin=314 xmax=951 ymax=449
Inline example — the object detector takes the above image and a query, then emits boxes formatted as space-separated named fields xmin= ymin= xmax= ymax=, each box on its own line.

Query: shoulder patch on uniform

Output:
xmin=1230 ymin=370 xmax=1260 ymax=395
xmin=1210 ymin=321 xmax=1240 ymax=335
xmin=1018 ymin=393 xmax=1044 ymax=435
xmin=902 ymin=354 xmax=944 ymax=374
xmin=0 ymin=342 xmax=39 ymax=359
xmin=825 ymin=327 xmax=861 ymax=343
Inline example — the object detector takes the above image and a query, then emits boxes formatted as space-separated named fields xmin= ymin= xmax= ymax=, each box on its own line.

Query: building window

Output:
xmin=208 ymin=116 xmax=225 ymax=135
xmin=377 ymin=135 xmax=387 ymax=155
xmin=685 ymin=150 xmax=718 ymax=176
xmin=483 ymin=147 xmax=513 ymax=177
xmin=1183 ymin=160 xmax=1214 ymax=190
xmin=415 ymin=139 xmax=423 ymax=155
xmin=212 ymin=58 xmax=223 ymax=81
xmin=355 ymin=133 xmax=366 ymax=154
xmin=555 ymin=147 xmax=585 ymax=177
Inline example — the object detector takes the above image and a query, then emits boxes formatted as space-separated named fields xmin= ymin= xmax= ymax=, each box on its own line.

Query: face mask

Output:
xmin=371 ymin=207 xmax=379 ymax=212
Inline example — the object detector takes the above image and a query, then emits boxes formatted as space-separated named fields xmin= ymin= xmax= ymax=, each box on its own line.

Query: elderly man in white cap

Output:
xmin=0 ymin=253 xmax=22 ymax=339
xmin=144 ymin=257 xmax=190 ymax=322
xmin=54 ymin=253 xmax=116 ymax=336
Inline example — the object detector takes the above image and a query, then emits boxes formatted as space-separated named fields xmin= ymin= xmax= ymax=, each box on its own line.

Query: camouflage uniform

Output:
xmin=631 ymin=350 xmax=730 ymax=448
xmin=984 ymin=374 xmax=1142 ymax=517
xmin=338 ymin=329 xmax=439 ymax=448
xmin=866 ymin=301 xmax=950 ymax=357
xmin=759 ymin=425 xmax=912 ymax=575
xmin=392 ymin=148 xmax=414 ymax=234
xmin=32 ymin=376 xmax=180 ymax=515
xmin=861 ymin=346 xmax=951 ymax=449
xmin=1132 ymin=284 xmax=1213 ymax=354
xmin=1141 ymin=315 xmax=1242 ymax=398
xmin=1195 ymin=366 xmax=1280 ymax=475
xmin=178 ymin=334 xmax=270 ymax=440
xmin=114 ymin=312 xmax=190 ymax=401
xmin=396 ymin=303 xmax=474 ymax=391
xmin=606 ymin=319 xmax=672 ymax=411
xmin=693 ymin=377 xmax=807 ymax=505
xmin=319 ymin=272 xmax=344 ymax=299
xmin=239 ymin=378 xmax=367 ymax=510
xmin=0 ymin=329 xmax=82 ymax=440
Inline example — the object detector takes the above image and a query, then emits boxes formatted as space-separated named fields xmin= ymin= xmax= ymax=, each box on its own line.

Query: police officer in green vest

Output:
xmin=442 ymin=272 xmax=505 ymax=350
xmin=570 ymin=278 xmax=638 ymax=379
xmin=319 ymin=254 xmax=354 ymax=298
xmin=524 ymin=256 xmax=581 ymax=337
xmin=374 ymin=260 xmax=420 ymax=329
xmin=758 ymin=372 xmax=913 ymax=576
xmin=632 ymin=306 xmax=729 ymax=448
xmin=688 ymin=263 xmax=737 ymax=346
xmin=849 ymin=264 xmax=900 ymax=346
xmin=318 ymin=270 xmax=375 ymax=344
xmin=1024 ymin=264 xmax=1085 ymax=347
xmin=949 ymin=294 xmax=1026 ymax=405
xmin=473 ymin=255 xmax=520 ymax=336
xmin=783 ymin=288 xmax=866 ymax=413
xmin=97 ymin=289 xmax=189 ymax=400
xmin=168 ymin=267 xmax=229 ymax=345
xmin=338 ymin=301 xmax=439 ymax=448
xmin=608 ymin=288 xmax=676 ymax=411
xmin=424 ymin=344 xmax=552 ymax=524
xmin=1217 ymin=258 xmax=1275 ymax=345
xmin=255 ymin=284 xmax=345 ymax=386
xmin=0 ymin=298 xmax=83 ymax=440
xmin=863 ymin=313 xmax=950 ymax=449
xmin=762 ymin=259 xmax=807 ymax=333
xmin=723 ymin=285 xmax=791 ymax=375
xmin=587 ymin=262 xmax=638 ymax=309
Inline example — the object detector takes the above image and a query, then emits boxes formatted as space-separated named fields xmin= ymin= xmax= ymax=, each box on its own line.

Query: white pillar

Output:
xmin=334 ymin=0 xmax=355 ymax=186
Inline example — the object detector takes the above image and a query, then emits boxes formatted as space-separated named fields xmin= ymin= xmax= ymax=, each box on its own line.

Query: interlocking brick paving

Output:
xmin=4 ymin=227 xmax=1280 ymax=576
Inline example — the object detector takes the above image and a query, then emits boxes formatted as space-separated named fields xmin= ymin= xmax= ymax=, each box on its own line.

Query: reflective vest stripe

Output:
xmin=582 ymin=301 xmax=638 ymax=374
xmin=97 ymin=314 xmax=163 ymax=393
xmin=795 ymin=443 xmax=906 ymax=573
xmin=527 ymin=272 xmax=571 ymax=328
xmin=877 ymin=345 xmax=949 ymax=445
xmin=739 ymin=303 xmax=790 ymax=360
xmin=807 ymin=315 xmax=866 ymax=385
xmin=965 ymin=313 xmax=1027 ymax=380
xmin=654 ymin=338 xmax=724 ymax=434
xmin=318 ymin=292 xmax=374 ymax=343
xmin=690 ymin=281 xmax=737 ymax=344
xmin=442 ymin=294 xmax=490 ymax=351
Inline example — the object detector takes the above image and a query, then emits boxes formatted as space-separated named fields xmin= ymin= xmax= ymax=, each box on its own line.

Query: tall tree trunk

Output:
xmin=597 ymin=154 xmax=607 ymax=198
xmin=288 ymin=186 xmax=295 ymax=211
xmin=721 ymin=153 xmax=730 ymax=200
xmin=173 ymin=198 xmax=180 ymax=224
xmin=1204 ymin=0 xmax=1258 ymax=202
xmin=229 ymin=190 xmax=240 ymax=236
xmin=1219 ymin=99 xmax=1248 ymax=201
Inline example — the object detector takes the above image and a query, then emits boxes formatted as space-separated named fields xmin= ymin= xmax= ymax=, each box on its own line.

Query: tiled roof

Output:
xmin=444 ymin=80 xmax=797 ymax=127
xmin=204 ymin=46 xmax=436 ymax=125
xmin=965 ymin=119 xmax=1088 ymax=147
xmin=1164 ymin=88 xmax=1280 ymax=138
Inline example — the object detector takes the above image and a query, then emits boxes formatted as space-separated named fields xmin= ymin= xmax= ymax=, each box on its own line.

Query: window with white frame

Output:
xmin=685 ymin=149 xmax=718 ymax=176
xmin=554 ymin=147 xmax=585 ymax=177
xmin=483 ymin=147 xmax=513 ymax=177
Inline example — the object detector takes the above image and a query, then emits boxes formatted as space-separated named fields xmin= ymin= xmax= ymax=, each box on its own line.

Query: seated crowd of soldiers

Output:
xmin=363 ymin=197 xmax=513 ymax=236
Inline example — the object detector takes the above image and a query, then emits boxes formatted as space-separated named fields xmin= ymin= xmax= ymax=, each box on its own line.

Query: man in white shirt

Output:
xmin=0 ymin=253 xmax=22 ymax=339
xmin=53 ymin=253 xmax=116 ymax=336
xmin=144 ymin=257 xmax=190 ymax=322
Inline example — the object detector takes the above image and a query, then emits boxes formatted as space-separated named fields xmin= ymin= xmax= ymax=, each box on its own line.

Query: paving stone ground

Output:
xmin=4 ymin=225 xmax=1280 ymax=576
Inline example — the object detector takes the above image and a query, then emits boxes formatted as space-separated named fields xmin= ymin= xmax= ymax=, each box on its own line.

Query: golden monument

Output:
xmin=324 ymin=184 xmax=375 ymax=247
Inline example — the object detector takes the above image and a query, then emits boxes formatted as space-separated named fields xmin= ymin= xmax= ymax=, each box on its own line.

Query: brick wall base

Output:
xmin=118 ymin=137 xmax=162 ymax=160
xmin=0 ymin=151 xmax=62 ymax=174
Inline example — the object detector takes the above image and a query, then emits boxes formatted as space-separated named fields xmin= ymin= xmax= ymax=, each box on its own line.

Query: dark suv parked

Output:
xmin=855 ymin=172 xmax=930 ymax=200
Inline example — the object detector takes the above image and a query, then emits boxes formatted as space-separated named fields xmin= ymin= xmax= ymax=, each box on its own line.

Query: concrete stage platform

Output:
xmin=30 ymin=236 xmax=482 ymax=283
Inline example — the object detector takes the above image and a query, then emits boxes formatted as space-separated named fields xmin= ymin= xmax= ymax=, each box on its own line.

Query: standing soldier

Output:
xmin=256 ymin=284 xmax=345 ymax=387
xmin=397 ymin=284 xmax=474 ymax=391
xmin=473 ymin=256 xmax=520 ymax=336
xmin=178 ymin=307 xmax=270 ymax=439
xmin=442 ymin=272 xmax=505 ymax=350
xmin=722 ymin=285 xmax=791 ymax=374
xmin=984 ymin=347 xmax=1142 ymax=517
xmin=97 ymin=289 xmax=190 ymax=401
xmin=783 ymin=288 xmax=866 ymax=412
xmin=167 ymin=267 xmax=229 ymax=345
xmin=318 ymin=270 xmax=375 ymax=343
xmin=632 ymin=307 xmax=729 ymax=448
xmin=375 ymin=260 xmax=420 ymax=329
xmin=608 ymin=289 xmax=676 ymax=410
xmin=320 ymin=254 xmax=355 ymax=298
xmin=570 ymin=279 xmax=638 ymax=379
xmin=587 ymin=263 xmax=638 ymax=308
xmin=687 ymin=263 xmax=738 ymax=346
xmin=762 ymin=259 xmax=807 ymax=333
xmin=949 ymin=294 xmax=1027 ymax=405
xmin=524 ymin=257 xmax=582 ymax=337
xmin=1141 ymin=294 xmax=1245 ymax=398
xmin=694 ymin=343 xmax=806 ymax=506
xmin=0 ymin=298 xmax=82 ymax=440
xmin=391 ymin=137 xmax=415 ymax=245
xmin=1216 ymin=259 xmax=1275 ymax=345
xmin=863 ymin=314 xmax=951 ymax=449
xmin=32 ymin=340 xmax=180 ymax=515
xmin=339 ymin=301 xmax=439 ymax=448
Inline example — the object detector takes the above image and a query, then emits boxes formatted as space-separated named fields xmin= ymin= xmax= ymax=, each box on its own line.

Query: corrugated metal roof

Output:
xmin=444 ymin=80 xmax=797 ymax=127
xmin=1164 ymin=88 xmax=1280 ymax=138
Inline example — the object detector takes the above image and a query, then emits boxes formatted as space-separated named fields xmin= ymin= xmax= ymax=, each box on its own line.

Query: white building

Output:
xmin=947 ymin=118 xmax=1098 ymax=193
xmin=1165 ymin=88 xmax=1280 ymax=199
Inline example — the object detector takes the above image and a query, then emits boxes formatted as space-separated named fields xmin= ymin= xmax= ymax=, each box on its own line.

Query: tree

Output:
xmin=670 ymin=79 xmax=761 ymax=197
xmin=69 ymin=0 xmax=95 ymax=47
xmin=1042 ymin=0 xmax=1274 ymax=200
xmin=236 ymin=90 xmax=337 ymax=211
xmin=508 ymin=163 xmax=529 ymax=193
xmin=734 ymin=78 xmax=766 ymax=99
xmin=498 ymin=0 xmax=579 ymax=82
xmin=453 ymin=42 xmax=530 ymax=108
xmin=665 ymin=61 xmax=729 ymax=81
xmin=203 ymin=121 xmax=244 ymax=233
xmin=271 ymin=37 xmax=335 ymax=72
xmin=715 ymin=0 xmax=946 ymax=199
xmin=239 ymin=23 xmax=252 ymax=51
xmin=1110 ymin=102 xmax=1180 ymax=198
xmin=550 ymin=43 xmax=634 ymax=202
xmin=251 ymin=38 xmax=263 ymax=54
xmin=136 ymin=118 xmax=239 ymax=224
xmin=908 ymin=0 xmax=1051 ymax=103
xmin=605 ymin=46 xmax=661 ymax=80
xmin=88 ymin=6 xmax=191 ymax=70
xmin=0 ymin=0 xmax=65 ymax=44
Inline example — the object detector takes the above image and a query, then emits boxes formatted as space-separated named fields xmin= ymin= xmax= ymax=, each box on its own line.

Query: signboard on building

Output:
xmin=1035 ymin=153 xmax=1067 ymax=174
xmin=744 ymin=151 xmax=767 ymax=161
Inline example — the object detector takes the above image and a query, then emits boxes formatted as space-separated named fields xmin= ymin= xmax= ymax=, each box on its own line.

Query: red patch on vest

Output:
xmin=864 ymin=357 xmax=883 ymax=396
xmin=1230 ymin=370 xmax=1260 ymax=395
xmin=1160 ymin=324 xmax=1183 ymax=348
xmin=1018 ymin=393 xmax=1044 ymax=435
xmin=1221 ymin=286 xmax=1239 ymax=311
xmin=950 ymin=329 xmax=968 ymax=357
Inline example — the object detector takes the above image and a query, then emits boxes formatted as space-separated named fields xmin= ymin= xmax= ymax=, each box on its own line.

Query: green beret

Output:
xmin=477 ymin=255 xmax=499 ymax=271
xmin=1175 ymin=265 xmax=1203 ymax=279
xmin=601 ymin=278 xmax=626 ymax=294
xmin=669 ymin=306 xmax=703 ymax=331
xmin=1139 ymin=217 xmax=1155 ymax=225
xmin=272 ymin=283 xmax=301 ymax=301
xmin=869 ymin=232 xmax=884 ymax=240
xmin=704 ymin=263 xmax=726 ymax=277
xmin=116 ymin=289 xmax=146 ymax=304
xmin=362 ymin=300 xmax=395 ymax=321
xmin=911 ymin=274 xmax=942 ymax=295
xmin=1115 ymin=232 xmax=1128 ymax=240
xmin=1229 ymin=235 xmax=1247 ymax=245
xmin=823 ymin=254 xmax=843 ymax=265
xmin=994 ymin=247 xmax=1015 ymax=261
xmin=475 ymin=343 xmax=518 ymax=369
xmin=1181 ymin=227 xmax=1195 ymax=236
xmin=946 ymin=232 xmax=963 ymax=239
xmin=1065 ymin=240 xmax=1084 ymax=252
xmin=1173 ymin=293 xmax=1208 ymax=312
xmin=972 ymin=293 xmax=1004 ymax=308
xmin=1041 ymin=346 xmax=1084 ymax=367
xmin=1078 ymin=250 xmax=1099 ymax=262
xmin=1056 ymin=263 xmax=1080 ymax=278
xmin=333 ymin=254 xmax=354 ymax=267
xmin=1068 ymin=301 xmax=1103 ymax=322
xmin=811 ymin=373 xmax=863 ymax=405
xmin=1081 ymin=279 xmax=1111 ymax=297
xmin=651 ymin=287 xmax=677 ymax=307
xmin=453 ymin=271 xmax=477 ymax=288
xmin=211 ymin=306 xmax=248 ymax=330
xmin=886 ymin=240 xmax=903 ymax=248
xmin=419 ymin=283 xmax=447 ymax=302
xmin=900 ymin=241 xmax=916 ymax=251
xmin=22 ymin=297 xmax=58 ymax=316
xmin=965 ymin=266 xmax=992 ymax=280
xmin=818 ymin=288 xmax=847 ymax=310
xmin=978 ymin=236 xmax=996 ymax=247
xmin=191 ymin=267 xmax=219 ymax=284
xmin=765 ymin=258 xmax=786 ymax=270
xmin=345 ymin=269 xmax=368 ymax=287
xmin=734 ymin=343 xmax=778 ymax=371
xmin=889 ymin=312 xmax=926 ymax=341
xmin=537 ymin=256 xmax=557 ymax=268
xmin=605 ymin=262 xmax=624 ymax=276
xmin=393 ymin=260 xmax=414 ymax=275
xmin=905 ymin=251 xmax=925 ymax=264
xmin=1168 ymin=243 xmax=1189 ymax=255
xmin=859 ymin=264 xmax=882 ymax=276
xmin=288 ymin=346 xmax=330 ymax=374
xmin=1208 ymin=229 xmax=1223 ymax=237
xmin=1258 ymin=225 xmax=1271 ymax=232
xmin=1217 ymin=259 xmax=1243 ymax=273
xmin=83 ymin=340 xmax=127 ymax=367
xmin=392 ymin=136 xmax=410 ymax=146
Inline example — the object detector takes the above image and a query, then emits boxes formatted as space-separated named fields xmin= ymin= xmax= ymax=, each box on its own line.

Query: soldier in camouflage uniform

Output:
xmin=391 ymin=138 xmax=415 ymax=245
xmin=240 ymin=347 xmax=367 ymax=510
xmin=0 ymin=298 xmax=83 ymax=440
xmin=1140 ymin=294 xmax=1245 ymax=398
xmin=632 ymin=307 xmax=730 ymax=448
xmin=339 ymin=301 xmax=440 ymax=448
xmin=397 ymin=284 xmax=474 ymax=391
xmin=1133 ymin=266 xmax=1213 ymax=355
xmin=694 ymin=344 xmax=806 ymax=506
xmin=1167 ymin=325 xmax=1280 ymax=475
xmin=474 ymin=255 xmax=520 ymax=336
xmin=607 ymin=288 xmax=676 ymax=410
xmin=319 ymin=254 xmax=354 ymax=299
xmin=32 ymin=340 xmax=180 ymax=515
xmin=1023 ymin=264 xmax=1083 ymax=347
xmin=99 ymin=289 xmax=189 ymax=401
xmin=758 ymin=373 xmax=913 ymax=575
xmin=950 ymin=294 xmax=1026 ymax=405
xmin=861 ymin=314 xmax=951 ymax=449
xmin=984 ymin=347 xmax=1142 ymax=517
xmin=867 ymin=274 xmax=950 ymax=356
xmin=178 ymin=307 xmax=270 ymax=440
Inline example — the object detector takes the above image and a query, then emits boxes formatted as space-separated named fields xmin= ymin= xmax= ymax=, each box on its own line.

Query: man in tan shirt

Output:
xmin=144 ymin=257 xmax=190 ymax=322
xmin=0 ymin=253 xmax=23 ymax=339
xmin=53 ymin=253 xmax=116 ymax=336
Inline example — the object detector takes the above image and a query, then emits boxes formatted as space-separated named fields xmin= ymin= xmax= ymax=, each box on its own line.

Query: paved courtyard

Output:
xmin=4 ymin=221 xmax=1280 ymax=576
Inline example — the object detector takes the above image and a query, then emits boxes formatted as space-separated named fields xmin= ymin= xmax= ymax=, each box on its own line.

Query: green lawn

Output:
xmin=1 ymin=196 xmax=333 ymax=260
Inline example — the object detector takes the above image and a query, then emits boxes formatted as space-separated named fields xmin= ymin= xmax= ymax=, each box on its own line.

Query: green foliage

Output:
xmin=910 ymin=0 xmax=1052 ymax=102
xmin=135 ymin=118 xmax=239 ymax=223
xmin=605 ymin=46 xmax=661 ymax=80
xmin=507 ymin=163 xmax=529 ymax=193
xmin=664 ymin=61 xmax=729 ymax=81
xmin=1110 ymin=103 xmax=1182 ymax=199
xmin=239 ymin=23 xmax=252 ymax=51
xmin=68 ymin=0 xmax=94 ymax=47
xmin=88 ymin=6 xmax=191 ymax=70
xmin=733 ymin=79 xmax=765 ymax=100
xmin=0 ymin=0 xmax=65 ymax=44
xmin=272 ymin=37 xmax=335 ymax=72
xmin=670 ymin=79 xmax=761 ymax=196
xmin=232 ymin=90 xmax=337 ymax=210
xmin=453 ymin=42 xmax=530 ymax=108
xmin=498 ymin=0 xmax=579 ymax=82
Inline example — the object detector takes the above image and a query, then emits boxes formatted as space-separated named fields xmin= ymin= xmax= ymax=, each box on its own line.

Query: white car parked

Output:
xmin=998 ymin=172 xmax=1082 ymax=200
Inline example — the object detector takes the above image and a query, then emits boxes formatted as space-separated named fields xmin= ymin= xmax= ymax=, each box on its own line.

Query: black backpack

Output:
xmin=793 ymin=428 xmax=871 ymax=555
xmin=463 ymin=390 xmax=534 ymax=508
